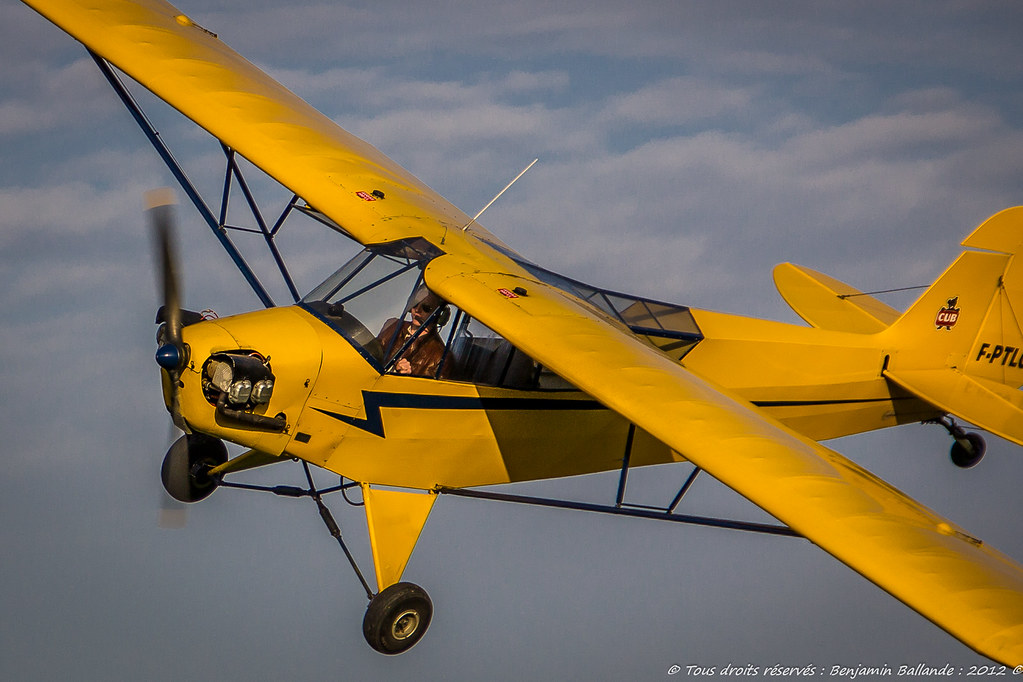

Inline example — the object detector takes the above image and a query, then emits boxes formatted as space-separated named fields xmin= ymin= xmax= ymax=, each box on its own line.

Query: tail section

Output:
xmin=773 ymin=262 xmax=900 ymax=333
xmin=882 ymin=207 xmax=1023 ymax=447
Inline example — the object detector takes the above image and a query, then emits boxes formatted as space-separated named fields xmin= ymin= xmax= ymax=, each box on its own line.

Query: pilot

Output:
xmin=377 ymin=287 xmax=452 ymax=378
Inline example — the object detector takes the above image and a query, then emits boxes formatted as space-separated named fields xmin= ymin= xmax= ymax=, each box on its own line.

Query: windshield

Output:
xmin=301 ymin=239 xmax=701 ymax=385
xmin=301 ymin=239 xmax=439 ymax=368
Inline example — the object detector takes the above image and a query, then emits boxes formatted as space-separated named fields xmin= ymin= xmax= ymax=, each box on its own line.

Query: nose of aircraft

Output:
xmin=158 ymin=306 xmax=324 ymax=455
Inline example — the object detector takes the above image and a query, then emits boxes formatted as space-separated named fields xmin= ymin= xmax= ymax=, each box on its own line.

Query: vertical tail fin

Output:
xmin=885 ymin=207 xmax=1023 ymax=381
xmin=882 ymin=207 xmax=1023 ymax=447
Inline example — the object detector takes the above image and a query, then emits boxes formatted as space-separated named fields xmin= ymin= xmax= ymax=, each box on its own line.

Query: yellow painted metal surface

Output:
xmin=880 ymin=250 xmax=1009 ymax=373
xmin=362 ymin=485 xmax=437 ymax=591
xmin=963 ymin=255 xmax=1023 ymax=388
xmin=312 ymin=376 xmax=512 ymax=488
xmin=297 ymin=343 xmax=677 ymax=489
xmin=878 ymin=214 xmax=1023 ymax=446
xmin=208 ymin=449 xmax=287 ymax=477
xmin=173 ymin=307 xmax=322 ymax=455
xmin=962 ymin=206 xmax=1023 ymax=253
xmin=426 ymin=254 xmax=1023 ymax=665
xmin=772 ymin=262 xmax=899 ymax=333
xmin=684 ymin=309 xmax=935 ymax=440
xmin=887 ymin=369 xmax=1023 ymax=447
xmin=167 ymin=301 xmax=677 ymax=489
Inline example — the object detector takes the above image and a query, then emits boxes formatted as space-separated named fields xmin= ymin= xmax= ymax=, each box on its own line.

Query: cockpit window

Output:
xmin=443 ymin=314 xmax=567 ymax=389
xmin=301 ymin=241 xmax=435 ymax=367
xmin=513 ymin=260 xmax=703 ymax=359
xmin=301 ymin=239 xmax=701 ymax=386
xmin=301 ymin=240 xmax=554 ymax=387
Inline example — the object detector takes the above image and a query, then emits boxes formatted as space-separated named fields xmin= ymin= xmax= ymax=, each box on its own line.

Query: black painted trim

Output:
xmin=314 ymin=390 xmax=603 ymax=437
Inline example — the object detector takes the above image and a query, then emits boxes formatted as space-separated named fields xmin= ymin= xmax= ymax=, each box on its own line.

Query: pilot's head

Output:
xmin=408 ymin=287 xmax=448 ymax=329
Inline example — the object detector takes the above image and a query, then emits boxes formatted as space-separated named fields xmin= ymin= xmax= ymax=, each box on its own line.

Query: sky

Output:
xmin=4 ymin=0 xmax=1023 ymax=680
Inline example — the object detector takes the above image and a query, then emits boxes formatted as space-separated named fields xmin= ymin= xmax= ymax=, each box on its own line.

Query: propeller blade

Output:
xmin=146 ymin=188 xmax=188 ymax=433
xmin=147 ymin=188 xmax=182 ymax=347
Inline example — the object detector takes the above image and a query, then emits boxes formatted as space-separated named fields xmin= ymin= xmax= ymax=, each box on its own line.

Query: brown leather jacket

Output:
xmin=376 ymin=318 xmax=451 ymax=378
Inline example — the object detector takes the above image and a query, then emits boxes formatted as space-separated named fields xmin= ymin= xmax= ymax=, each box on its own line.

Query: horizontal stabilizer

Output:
xmin=773 ymin=263 xmax=900 ymax=333
xmin=886 ymin=368 xmax=1023 ymax=447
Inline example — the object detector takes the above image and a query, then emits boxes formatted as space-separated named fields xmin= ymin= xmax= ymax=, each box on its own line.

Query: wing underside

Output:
xmin=426 ymin=255 xmax=1023 ymax=665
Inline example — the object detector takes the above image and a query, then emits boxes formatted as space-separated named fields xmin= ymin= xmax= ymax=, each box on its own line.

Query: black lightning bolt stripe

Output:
xmin=313 ymin=391 xmax=604 ymax=437
xmin=316 ymin=393 xmax=910 ymax=438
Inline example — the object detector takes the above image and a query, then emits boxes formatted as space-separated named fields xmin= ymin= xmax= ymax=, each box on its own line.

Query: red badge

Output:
xmin=935 ymin=297 xmax=960 ymax=330
xmin=355 ymin=191 xmax=376 ymax=201
xmin=497 ymin=288 xmax=519 ymax=299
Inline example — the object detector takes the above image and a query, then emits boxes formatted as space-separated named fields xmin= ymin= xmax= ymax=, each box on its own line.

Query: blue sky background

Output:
xmin=4 ymin=1 xmax=1023 ymax=679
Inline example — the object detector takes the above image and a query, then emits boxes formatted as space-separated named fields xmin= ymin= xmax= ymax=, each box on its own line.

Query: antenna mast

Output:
xmin=461 ymin=158 xmax=539 ymax=232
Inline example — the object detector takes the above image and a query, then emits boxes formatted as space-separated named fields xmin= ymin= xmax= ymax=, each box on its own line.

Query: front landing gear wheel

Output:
xmin=161 ymin=434 xmax=228 ymax=502
xmin=950 ymin=431 xmax=986 ymax=469
xmin=363 ymin=582 xmax=433 ymax=655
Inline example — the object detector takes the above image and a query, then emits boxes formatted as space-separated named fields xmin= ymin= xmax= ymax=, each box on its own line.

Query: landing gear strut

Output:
xmin=935 ymin=416 xmax=986 ymax=469
xmin=165 ymin=451 xmax=435 ymax=654
xmin=297 ymin=463 xmax=435 ymax=655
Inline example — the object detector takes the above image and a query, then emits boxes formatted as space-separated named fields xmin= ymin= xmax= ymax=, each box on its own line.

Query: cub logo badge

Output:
xmin=935 ymin=296 xmax=960 ymax=330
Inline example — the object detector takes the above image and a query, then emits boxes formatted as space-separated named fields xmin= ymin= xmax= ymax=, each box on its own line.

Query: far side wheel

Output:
xmin=161 ymin=434 xmax=228 ymax=502
xmin=950 ymin=432 xmax=986 ymax=469
xmin=363 ymin=582 xmax=433 ymax=655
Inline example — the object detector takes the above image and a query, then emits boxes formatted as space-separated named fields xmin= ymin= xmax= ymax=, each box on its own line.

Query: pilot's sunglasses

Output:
xmin=414 ymin=301 xmax=437 ymax=314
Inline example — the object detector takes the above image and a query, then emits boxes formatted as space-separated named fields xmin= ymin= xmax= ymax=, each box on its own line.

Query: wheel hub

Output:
xmin=391 ymin=609 xmax=420 ymax=640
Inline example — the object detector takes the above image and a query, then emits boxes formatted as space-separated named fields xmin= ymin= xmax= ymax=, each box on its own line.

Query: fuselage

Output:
xmin=167 ymin=292 xmax=936 ymax=491
xmin=685 ymin=309 xmax=937 ymax=441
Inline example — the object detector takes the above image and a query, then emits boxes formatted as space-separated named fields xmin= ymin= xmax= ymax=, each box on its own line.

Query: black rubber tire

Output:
xmin=160 ymin=434 xmax=228 ymax=502
xmin=362 ymin=582 xmax=433 ymax=655
xmin=950 ymin=432 xmax=986 ymax=469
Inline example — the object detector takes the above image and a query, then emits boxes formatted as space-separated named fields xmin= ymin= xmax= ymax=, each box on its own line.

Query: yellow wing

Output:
xmin=773 ymin=262 xmax=900 ymax=333
xmin=26 ymin=0 xmax=1023 ymax=664
xmin=21 ymin=0 xmax=511 ymax=260
xmin=425 ymin=254 xmax=1023 ymax=665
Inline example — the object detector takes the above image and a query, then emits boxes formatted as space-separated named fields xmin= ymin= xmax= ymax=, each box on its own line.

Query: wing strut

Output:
xmin=437 ymin=487 xmax=798 ymax=537
xmin=220 ymin=145 xmax=300 ymax=302
xmin=613 ymin=424 xmax=701 ymax=514
xmin=90 ymin=52 xmax=277 ymax=308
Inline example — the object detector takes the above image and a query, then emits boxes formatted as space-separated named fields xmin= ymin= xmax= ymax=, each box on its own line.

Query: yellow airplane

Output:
xmin=23 ymin=0 xmax=1023 ymax=662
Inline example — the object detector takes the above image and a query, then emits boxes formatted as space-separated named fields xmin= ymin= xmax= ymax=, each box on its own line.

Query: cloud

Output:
xmin=0 ymin=57 xmax=118 ymax=136
xmin=465 ymin=82 xmax=1023 ymax=312
xmin=0 ymin=155 xmax=165 ymax=249
xmin=599 ymin=77 xmax=757 ymax=128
